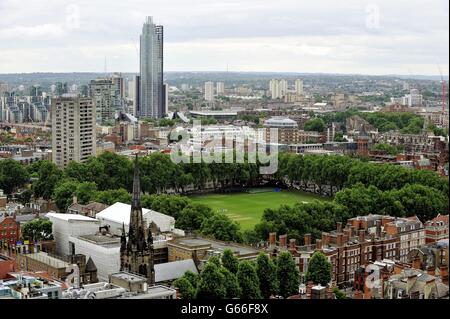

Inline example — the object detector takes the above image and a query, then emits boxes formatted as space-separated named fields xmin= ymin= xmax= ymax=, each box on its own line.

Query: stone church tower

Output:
xmin=120 ymin=155 xmax=155 ymax=285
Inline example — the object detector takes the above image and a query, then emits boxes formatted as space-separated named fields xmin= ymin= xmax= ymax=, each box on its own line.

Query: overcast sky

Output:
xmin=0 ymin=0 xmax=448 ymax=75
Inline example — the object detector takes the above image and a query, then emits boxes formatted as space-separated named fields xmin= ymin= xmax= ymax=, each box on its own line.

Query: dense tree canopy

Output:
xmin=173 ymin=277 xmax=196 ymax=299
xmin=306 ymin=251 xmax=332 ymax=286
xmin=21 ymin=219 xmax=53 ymax=241
xmin=221 ymin=249 xmax=240 ymax=274
xmin=196 ymin=262 xmax=227 ymax=299
xmin=304 ymin=118 xmax=325 ymax=132
xmin=256 ymin=253 xmax=278 ymax=298
xmin=4 ymin=149 xmax=446 ymax=246
xmin=0 ymin=159 xmax=29 ymax=195
xmin=276 ymin=251 xmax=300 ymax=298
xmin=200 ymin=214 xmax=243 ymax=243
xmin=236 ymin=261 xmax=262 ymax=299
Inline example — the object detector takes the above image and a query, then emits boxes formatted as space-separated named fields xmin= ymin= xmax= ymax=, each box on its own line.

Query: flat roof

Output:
xmin=46 ymin=212 xmax=98 ymax=223
xmin=189 ymin=110 xmax=238 ymax=116
xmin=25 ymin=252 xmax=69 ymax=269
xmin=110 ymin=272 xmax=147 ymax=283
xmin=78 ymin=234 xmax=121 ymax=247
xmin=170 ymin=237 xmax=260 ymax=256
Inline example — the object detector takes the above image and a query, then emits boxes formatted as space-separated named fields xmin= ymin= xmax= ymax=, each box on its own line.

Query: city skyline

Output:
xmin=0 ymin=0 xmax=448 ymax=76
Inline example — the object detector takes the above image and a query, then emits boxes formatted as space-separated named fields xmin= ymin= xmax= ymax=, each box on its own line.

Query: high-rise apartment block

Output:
xmin=216 ymin=82 xmax=225 ymax=95
xmin=269 ymin=79 xmax=288 ymax=99
xmin=127 ymin=75 xmax=140 ymax=117
xmin=139 ymin=16 xmax=164 ymax=118
xmin=295 ymin=79 xmax=304 ymax=95
xmin=51 ymin=96 xmax=96 ymax=168
xmin=204 ymin=81 xmax=214 ymax=102
xmin=89 ymin=78 xmax=119 ymax=125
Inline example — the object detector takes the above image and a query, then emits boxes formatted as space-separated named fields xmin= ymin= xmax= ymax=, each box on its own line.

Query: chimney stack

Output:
xmin=343 ymin=234 xmax=349 ymax=244
xmin=289 ymin=238 xmax=296 ymax=250
xmin=440 ymin=266 xmax=448 ymax=283
xmin=350 ymin=226 xmax=356 ymax=238
xmin=279 ymin=234 xmax=287 ymax=249
xmin=322 ymin=233 xmax=329 ymax=247
xmin=375 ymin=220 xmax=382 ymax=238
xmin=359 ymin=230 xmax=365 ymax=242
xmin=316 ymin=239 xmax=322 ymax=250
xmin=336 ymin=222 xmax=342 ymax=233
xmin=337 ymin=234 xmax=344 ymax=247
xmin=269 ymin=232 xmax=276 ymax=247
xmin=344 ymin=228 xmax=351 ymax=239
xmin=304 ymin=233 xmax=312 ymax=246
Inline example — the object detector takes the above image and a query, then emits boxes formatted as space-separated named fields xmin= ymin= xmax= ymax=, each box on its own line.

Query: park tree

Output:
xmin=17 ymin=189 xmax=33 ymax=206
xmin=208 ymin=256 xmax=222 ymax=267
xmin=277 ymin=251 xmax=300 ymax=298
xmin=183 ymin=270 xmax=200 ymax=289
xmin=53 ymin=180 xmax=79 ymax=211
xmin=173 ymin=277 xmax=196 ymax=299
xmin=219 ymin=267 xmax=241 ymax=298
xmin=0 ymin=159 xmax=29 ymax=195
xmin=236 ymin=261 xmax=262 ymax=299
xmin=306 ymin=251 xmax=332 ymax=286
xmin=256 ymin=253 xmax=278 ymax=298
xmin=75 ymin=182 xmax=97 ymax=204
xmin=175 ymin=203 xmax=214 ymax=232
xmin=304 ymin=118 xmax=325 ymax=132
xmin=92 ymin=188 xmax=132 ymax=205
xmin=200 ymin=214 xmax=243 ymax=243
xmin=143 ymin=194 xmax=191 ymax=219
xmin=242 ymin=229 xmax=261 ymax=245
xmin=334 ymin=183 xmax=384 ymax=217
xmin=32 ymin=161 xmax=63 ymax=200
xmin=390 ymin=184 xmax=448 ymax=222
xmin=21 ymin=219 xmax=53 ymax=241
xmin=221 ymin=249 xmax=239 ymax=274
xmin=196 ymin=262 xmax=227 ymax=299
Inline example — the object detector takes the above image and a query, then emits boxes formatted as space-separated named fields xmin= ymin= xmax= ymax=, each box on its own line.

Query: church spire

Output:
xmin=132 ymin=154 xmax=141 ymax=209
xmin=120 ymin=222 xmax=126 ymax=252
xmin=121 ymin=153 xmax=155 ymax=285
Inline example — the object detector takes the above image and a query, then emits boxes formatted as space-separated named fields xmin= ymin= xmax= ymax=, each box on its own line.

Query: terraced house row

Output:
xmin=267 ymin=214 xmax=449 ymax=287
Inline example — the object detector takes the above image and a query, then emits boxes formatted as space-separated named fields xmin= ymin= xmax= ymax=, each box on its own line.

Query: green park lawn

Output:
xmin=190 ymin=189 xmax=329 ymax=230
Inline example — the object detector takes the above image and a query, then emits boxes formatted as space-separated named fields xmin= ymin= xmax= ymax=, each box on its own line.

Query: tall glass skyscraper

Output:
xmin=139 ymin=16 xmax=164 ymax=118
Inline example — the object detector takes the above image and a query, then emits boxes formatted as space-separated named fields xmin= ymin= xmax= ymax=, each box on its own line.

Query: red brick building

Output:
xmin=0 ymin=216 xmax=20 ymax=247
xmin=266 ymin=215 xmax=424 ymax=288
xmin=425 ymin=214 xmax=449 ymax=244
xmin=0 ymin=253 xmax=16 ymax=279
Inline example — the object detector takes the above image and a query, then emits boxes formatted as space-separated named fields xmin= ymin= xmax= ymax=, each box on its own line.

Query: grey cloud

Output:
xmin=0 ymin=0 xmax=448 ymax=74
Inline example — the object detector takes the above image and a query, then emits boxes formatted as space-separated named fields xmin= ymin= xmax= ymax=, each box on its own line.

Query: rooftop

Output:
xmin=96 ymin=202 xmax=174 ymax=233
xmin=45 ymin=212 xmax=99 ymax=223
xmin=170 ymin=236 xmax=260 ymax=257
xmin=189 ymin=110 xmax=238 ymax=116
xmin=78 ymin=233 xmax=121 ymax=247
xmin=25 ymin=252 xmax=69 ymax=269
xmin=155 ymin=259 xmax=198 ymax=283
xmin=109 ymin=272 xmax=147 ymax=283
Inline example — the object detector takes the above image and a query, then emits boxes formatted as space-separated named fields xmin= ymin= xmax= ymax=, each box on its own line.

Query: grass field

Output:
xmin=190 ymin=189 xmax=329 ymax=230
